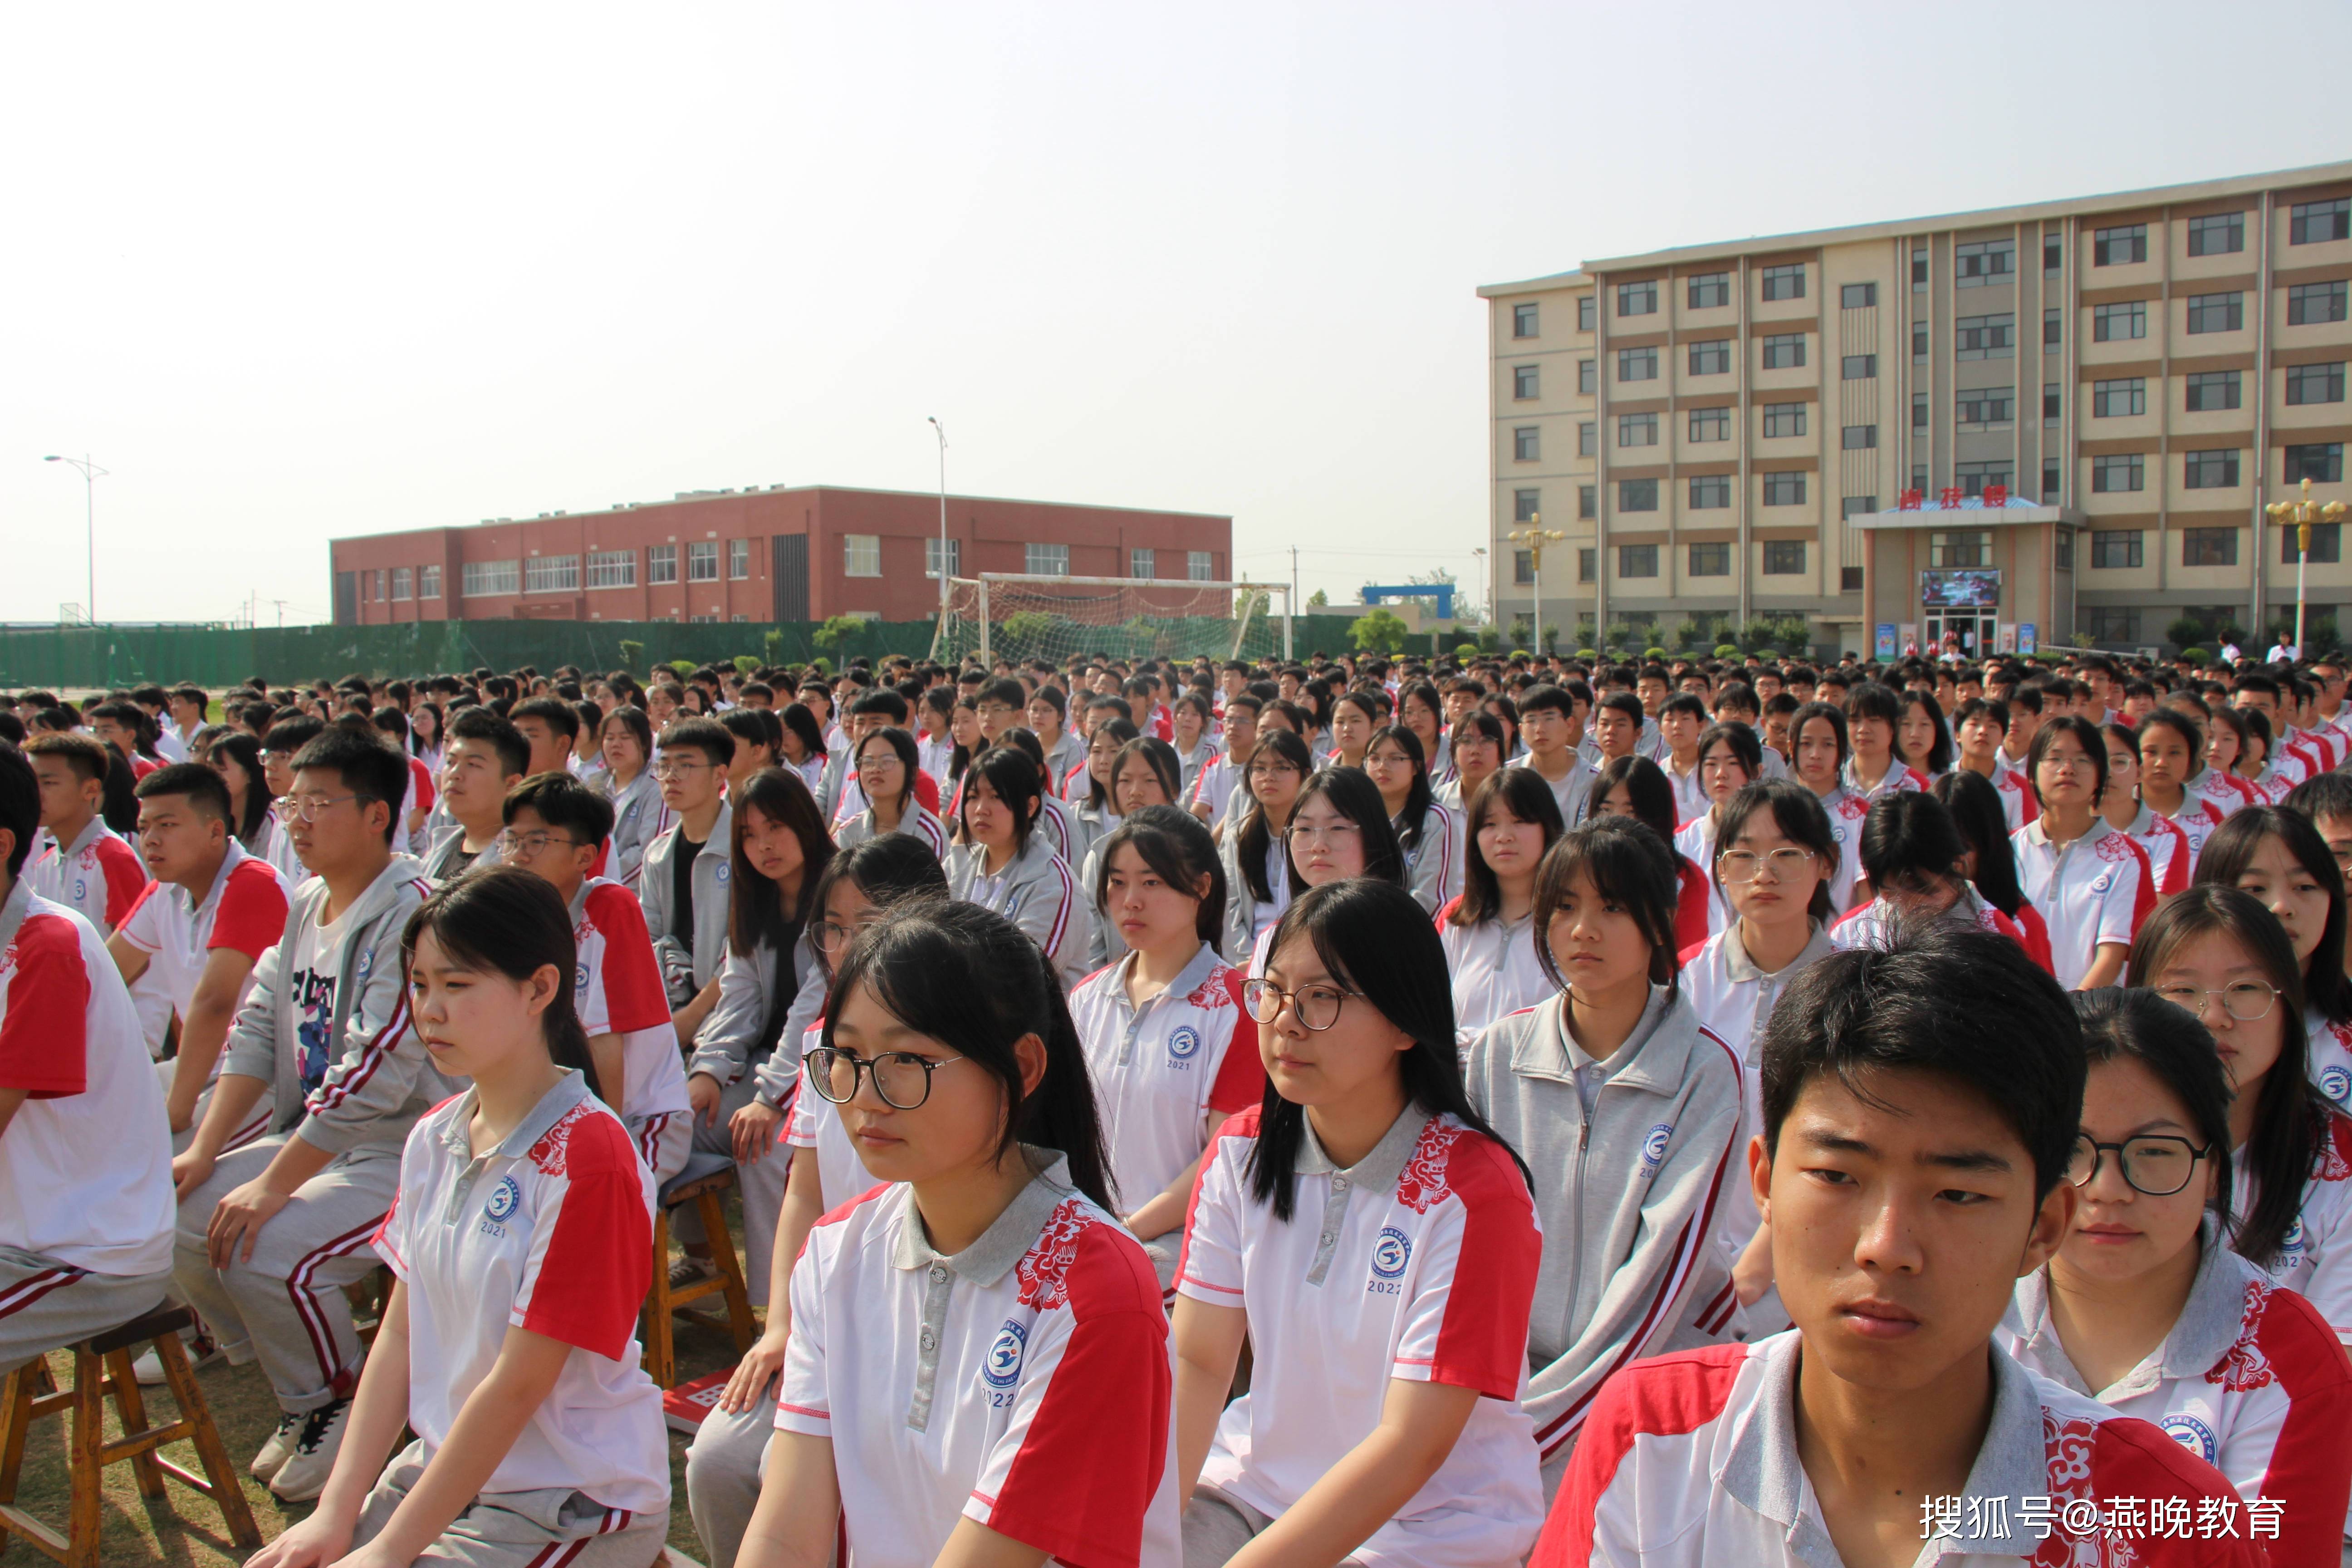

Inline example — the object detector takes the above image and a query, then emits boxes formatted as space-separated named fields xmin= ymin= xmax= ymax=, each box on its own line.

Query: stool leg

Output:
xmin=152 ymin=1333 xmax=260 ymax=1551
xmin=66 ymin=1346 xmax=103 ymax=1568
xmin=698 ymin=1189 xmax=758 ymax=1353
xmin=0 ymin=1360 xmax=34 ymax=1525
xmin=101 ymin=1349 xmax=166 ymax=1502
xmin=644 ymin=1208 xmax=676 ymax=1390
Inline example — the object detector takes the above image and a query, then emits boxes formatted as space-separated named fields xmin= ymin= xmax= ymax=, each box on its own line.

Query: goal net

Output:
xmin=932 ymin=574 xmax=1291 ymax=666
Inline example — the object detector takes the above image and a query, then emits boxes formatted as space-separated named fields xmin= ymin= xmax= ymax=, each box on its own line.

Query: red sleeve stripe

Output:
xmin=1204 ymin=970 xmax=1264 ymax=1114
xmin=2247 ymin=1287 xmax=2352 ymax=1563
xmin=304 ymin=994 xmax=408 ymax=1114
xmin=1043 ymin=858 xmax=1073 ymax=957
xmin=98 ymin=840 xmax=147 ymax=930
xmin=1172 ymin=1113 xmax=1255 ymax=1291
xmin=0 ymin=914 xmax=91 ymax=1097
xmin=1529 ymin=1346 xmax=1747 ymax=1568
xmin=777 ymin=1401 xmax=830 ymax=1420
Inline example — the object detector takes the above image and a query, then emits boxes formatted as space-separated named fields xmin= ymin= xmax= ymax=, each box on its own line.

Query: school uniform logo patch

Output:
xmin=982 ymin=1320 xmax=1027 ymax=1388
xmin=2159 ymin=1413 xmax=2218 ymax=1464
xmin=715 ymin=865 xmax=730 ymax=883
xmin=1640 ymin=1123 xmax=1673 ymax=1174
xmin=2323 ymin=1064 xmax=2352 ymax=1106
xmin=1370 ymin=1227 xmax=1411 ymax=1279
xmin=484 ymin=1175 xmax=522 ymax=1223
xmin=1167 ymin=1026 xmax=1202 ymax=1063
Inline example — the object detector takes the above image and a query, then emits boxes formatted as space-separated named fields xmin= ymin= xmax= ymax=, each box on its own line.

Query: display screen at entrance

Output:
xmin=1920 ymin=568 xmax=2001 ymax=608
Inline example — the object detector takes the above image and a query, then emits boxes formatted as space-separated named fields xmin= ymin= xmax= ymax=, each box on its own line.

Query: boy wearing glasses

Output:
xmin=171 ymin=727 xmax=452 ymax=1502
xmin=421 ymin=707 xmax=525 ymax=883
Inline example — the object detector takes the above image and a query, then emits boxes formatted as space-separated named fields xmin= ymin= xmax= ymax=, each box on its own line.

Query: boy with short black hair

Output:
xmin=640 ymin=718 xmax=735 ymax=1044
xmin=423 ymin=707 xmax=525 ymax=882
xmin=1537 ymin=926 xmax=2261 ymax=1567
xmin=508 ymin=694 xmax=579 ymax=778
xmin=23 ymin=730 xmax=145 ymax=934
xmin=1519 ymin=683 xmax=1594 ymax=825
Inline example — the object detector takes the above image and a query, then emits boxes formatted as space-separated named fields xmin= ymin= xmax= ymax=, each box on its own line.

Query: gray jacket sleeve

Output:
xmin=1217 ymin=831 xmax=1255 ymax=964
xmin=688 ymin=947 xmax=765 ymax=1083
xmin=751 ymin=934 xmax=824 ymax=1106
xmin=220 ymin=937 xmax=287 ymax=1083
xmin=638 ymin=836 xmax=696 ymax=1005
xmin=295 ymin=918 xmax=434 ymax=1157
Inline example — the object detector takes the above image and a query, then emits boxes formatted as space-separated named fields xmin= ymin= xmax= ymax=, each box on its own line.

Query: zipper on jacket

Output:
xmin=1564 ymin=1105 xmax=1595 ymax=1332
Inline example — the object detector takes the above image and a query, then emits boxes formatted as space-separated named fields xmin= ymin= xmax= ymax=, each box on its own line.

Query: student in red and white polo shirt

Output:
xmin=1538 ymin=926 xmax=2264 ymax=1568
xmin=1438 ymin=767 xmax=1565 ymax=1041
xmin=2014 ymin=718 xmax=2149 ymax=990
xmin=2000 ymin=989 xmax=2352 ymax=1567
xmin=735 ymin=902 xmax=1176 ymax=1568
xmin=1069 ymin=809 xmax=1260 ymax=1290
xmin=1954 ymin=696 xmax=2041 ymax=833
xmin=1175 ymin=881 xmax=1544 ymax=1568
xmin=1839 ymin=683 xmax=1931 ymax=804
xmin=2137 ymin=710 xmax=2229 ymax=863
xmin=108 ymin=764 xmax=294 ymax=1148
xmin=248 ymin=868 xmax=667 ymax=1568
xmin=0 ymin=747 xmax=176 ymax=1377
xmin=495 ymin=775 xmax=691 ymax=1184
xmin=23 ymin=730 xmax=145 ymax=935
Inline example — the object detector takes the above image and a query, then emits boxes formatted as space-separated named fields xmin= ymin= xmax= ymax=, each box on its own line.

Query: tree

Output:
xmin=762 ymin=628 xmax=786 ymax=666
xmin=812 ymin=615 xmax=865 ymax=659
xmin=2165 ymin=615 xmax=2208 ymax=650
xmin=1351 ymin=608 xmax=1410 ymax=654
xmin=1308 ymin=589 xmax=1330 ymax=608
xmin=616 ymin=639 xmax=644 ymax=676
xmin=1000 ymin=610 xmax=1056 ymax=647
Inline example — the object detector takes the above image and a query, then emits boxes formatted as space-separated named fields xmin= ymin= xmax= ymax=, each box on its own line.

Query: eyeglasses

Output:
xmin=2152 ymin=982 xmax=2279 ymax=1022
xmin=810 ymin=918 xmax=868 ymax=957
xmin=1248 ymin=762 xmax=1301 ymax=779
xmin=1241 ymin=977 xmax=1355 ymax=1031
xmin=271 ymin=793 xmax=366 ymax=824
xmin=495 ymin=829 xmax=586 ymax=858
xmin=2038 ymin=755 xmax=2094 ymax=774
xmin=2066 ymin=1134 xmax=2212 ymax=1197
xmin=651 ymin=760 xmax=708 ymax=780
xmin=804 ymin=1045 xmax=969 ymax=1110
xmin=1284 ymin=821 xmax=1362 ymax=847
xmin=1717 ymin=847 xmax=1818 ymax=883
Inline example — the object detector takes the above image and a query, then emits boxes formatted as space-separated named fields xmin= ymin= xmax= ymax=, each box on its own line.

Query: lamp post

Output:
xmin=1506 ymin=521 xmax=1567 ymax=658
xmin=1470 ymin=547 xmax=1488 ymax=633
xmin=2265 ymin=477 xmax=2347 ymax=656
xmin=43 ymin=454 xmax=106 ymax=624
xmin=926 ymin=417 xmax=949 ymax=616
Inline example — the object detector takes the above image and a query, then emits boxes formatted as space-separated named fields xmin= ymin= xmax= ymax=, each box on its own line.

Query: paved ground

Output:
xmin=1 ymin=1198 xmax=750 ymax=1567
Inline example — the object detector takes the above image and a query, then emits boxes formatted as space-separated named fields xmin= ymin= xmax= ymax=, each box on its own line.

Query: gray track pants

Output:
xmin=0 ymin=1247 xmax=172 ymax=1376
xmin=671 ymin=1073 xmax=792 ymax=1306
xmin=684 ymin=1377 xmax=774 ymax=1568
xmin=352 ymin=1440 xmax=665 ymax=1568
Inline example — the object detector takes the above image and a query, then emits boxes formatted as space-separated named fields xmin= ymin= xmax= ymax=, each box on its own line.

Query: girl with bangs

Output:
xmin=948 ymin=744 xmax=1092 ymax=988
xmin=2204 ymin=706 xmax=2270 ymax=812
xmin=1362 ymin=722 xmax=1458 ymax=915
xmin=1435 ymin=710 xmax=1506 ymax=813
xmin=2197 ymin=807 xmax=2352 ymax=1110
xmin=1236 ymin=766 xmax=1404 ymax=974
xmin=1397 ymin=680 xmax=1450 ymax=787
xmin=2137 ymin=707 xmax=2230 ymax=858
xmin=2012 ymin=714 xmax=2149 ymax=990
xmin=1668 ymin=723 xmax=1765 ymax=940
xmin=1216 ymin=730 xmax=1315 ymax=960
xmin=595 ymin=705 xmax=664 ymax=893
xmin=1894 ymin=686 xmax=1955 ymax=780
xmin=1078 ymin=736 xmax=1185 ymax=968
xmin=1324 ymin=690 xmax=1382 ymax=772
xmin=833 ymin=726 xmax=945 ymax=855
xmin=774 ymin=702 xmax=828 ymax=796
xmin=1786 ymin=699 xmax=1867 ymax=912
xmin=1586 ymin=755 xmax=1711 ymax=951
xmin=2101 ymin=718 xmax=2195 ymax=897
xmin=1440 ymin=768 xmax=1565 ymax=1039
xmin=1833 ymin=791 xmax=2038 ymax=956
xmin=1462 ymin=818 xmax=1746 ymax=1492
xmin=1070 ymin=717 xmax=1141 ymax=867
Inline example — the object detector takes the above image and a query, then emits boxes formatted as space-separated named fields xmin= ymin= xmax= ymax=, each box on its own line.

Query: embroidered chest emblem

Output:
xmin=2092 ymin=832 xmax=2132 ymax=863
xmin=1014 ymin=1197 xmax=1096 ymax=1310
xmin=2029 ymin=1411 xmax=2129 ymax=1567
xmin=2205 ymin=1279 xmax=2276 ymax=1392
xmin=1395 ymin=1121 xmax=1465 ymax=1214
xmin=1183 ymin=970 xmax=1240 ymax=1010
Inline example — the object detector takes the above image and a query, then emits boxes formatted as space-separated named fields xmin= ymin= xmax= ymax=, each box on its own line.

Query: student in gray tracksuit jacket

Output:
xmin=685 ymin=926 xmax=820 ymax=1302
xmin=1461 ymin=817 xmax=1744 ymax=1499
xmin=640 ymin=797 xmax=733 ymax=1006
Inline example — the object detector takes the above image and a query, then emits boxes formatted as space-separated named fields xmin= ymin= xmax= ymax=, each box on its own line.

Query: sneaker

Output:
xmin=134 ymin=1326 xmax=237 ymax=1386
xmin=667 ymin=1254 xmax=716 ymax=1289
xmin=267 ymin=1399 xmax=351 ymax=1502
xmin=249 ymin=1411 xmax=303 ymax=1482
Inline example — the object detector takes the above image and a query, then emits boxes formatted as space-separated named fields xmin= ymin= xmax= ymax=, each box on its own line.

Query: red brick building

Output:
xmin=329 ymin=485 xmax=1233 ymax=626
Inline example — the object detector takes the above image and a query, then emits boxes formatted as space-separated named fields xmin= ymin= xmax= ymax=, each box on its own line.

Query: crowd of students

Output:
xmin=3 ymin=642 xmax=2351 ymax=1566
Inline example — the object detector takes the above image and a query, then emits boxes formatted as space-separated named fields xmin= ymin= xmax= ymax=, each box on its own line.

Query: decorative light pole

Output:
xmin=1506 ymin=521 xmax=1567 ymax=657
xmin=926 ymin=417 xmax=949 ymax=614
xmin=2265 ymin=477 xmax=2347 ymax=655
xmin=42 ymin=454 xmax=106 ymax=624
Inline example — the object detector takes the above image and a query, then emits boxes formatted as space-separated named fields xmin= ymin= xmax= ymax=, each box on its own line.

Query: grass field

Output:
xmin=2 ymin=1198 xmax=754 ymax=1567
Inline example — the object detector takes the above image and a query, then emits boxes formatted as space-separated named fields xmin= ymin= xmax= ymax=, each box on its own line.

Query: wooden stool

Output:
xmin=642 ymin=1152 xmax=756 ymax=1389
xmin=0 ymin=1305 xmax=260 ymax=1568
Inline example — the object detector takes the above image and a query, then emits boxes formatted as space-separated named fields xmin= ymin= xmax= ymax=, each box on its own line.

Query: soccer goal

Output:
xmin=931 ymin=573 xmax=1293 ymax=666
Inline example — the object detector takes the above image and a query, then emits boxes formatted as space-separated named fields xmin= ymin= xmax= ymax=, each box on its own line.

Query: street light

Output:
xmin=43 ymin=453 xmax=106 ymax=624
xmin=1470 ymin=547 xmax=1488 ymax=632
xmin=926 ymin=417 xmax=949 ymax=616
xmin=1506 ymin=521 xmax=1567 ymax=658
xmin=2265 ymin=477 xmax=2347 ymax=656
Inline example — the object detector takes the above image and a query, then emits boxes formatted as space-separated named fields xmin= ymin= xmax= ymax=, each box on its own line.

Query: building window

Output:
xmin=2093 ymin=302 xmax=2147 ymax=341
xmin=1619 ymin=479 xmax=1660 ymax=512
xmin=649 ymin=544 xmax=678 ymax=584
xmin=1760 ymin=264 xmax=1805 ymax=302
xmin=1956 ymin=386 xmax=2015 ymax=426
xmin=1578 ymin=485 xmax=1597 ymax=520
xmin=2183 ymin=528 xmax=2238 ymax=568
xmin=1930 ymin=530 xmax=1993 ymax=568
xmin=1688 ymin=541 xmax=1731 ymax=575
xmin=2091 ymin=530 xmax=2143 ymax=569
xmin=2288 ymin=363 xmax=2347 ymax=405
xmin=2290 ymin=198 xmax=2352 ymax=245
xmin=1686 ymin=272 xmax=1730 ymax=309
xmin=688 ymin=540 xmax=719 ymax=581
xmin=691 ymin=614 xmax=719 ymax=624
xmin=2188 ymin=212 xmax=2245 ymax=256
xmin=2184 ymin=449 xmax=2241 ymax=489
xmin=1617 ymin=279 xmax=1658 ymax=317
xmin=2046 ymin=529 xmax=2068 ymax=571
xmin=1578 ymin=548 xmax=1597 ymax=582
xmin=1578 ymin=295 xmax=1596 ymax=332
xmin=2044 ymin=235 xmax=2063 ymax=273
xmin=926 ymin=537 xmax=963 ymax=579
xmin=2080 ymin=606 xmax=2139 ymax=642
xmin=1578 ymin=359 xmax=1597 ymax=395
xmin=2289 ymin=282 xmax=2348 ymax=325
xmin=1954 ymin=240 xmax=2014 ymax=286
xmin=1514 ymin=488 xmax=1541 ymax=523
xmin=1913 ymin=322 xmax=1929 ymax=359
xmin=1955 ymin=313 xmax=2014 ymax=358
xmin=1514 ymin=426 xmax=1541 ymax=461
xmin=388 ymin=567 xmax=412 ymax=601
xmin=1512 ymin=550 xmax=1534 ymax=586
xmin=2092 ymin=378 xmax=2146 ymax=418
xmin=588 ymin=549 xmax=637 ymax=589
xmin=1911 ymin=245 xmax=1928 ymax=289
xmin=2185 ymin=370 xmax=2243 ymax=412
xmin=1762 ymin=333 xmax=1806 ymax=370
xmin=844 ymin=534 xmax=882 ymax=577
xmin=2287 ymin=443 xmax=2346 ymax=484
xmin=729 ymin=539 xmax=750 ymax=579
xmin=1189 ymin=550 xmax=1212 ymax=581
xmin=1842 ymin=424 xmax=1879 ymax=450
xmin=1762 ymin=540 xmax=1807 ymax=574
xmin=1618 ymin=346 xmax=1659 ymax=382
xmin=2044 ymin=383 xmax=2061 ymax=420
xmin=1842 ymin=565 xmax=1866 ymax=591
xmin=2042 ymin=456 xmax=2062 ymax=503
xmin=1761 ymin=472 xmax=1807 ymax=506
xmin=1025 ymin=542 xmax=1069 ymax=575
xmin=461 ymin=559 xmax=520 ymax=597
xmin=2094 ymin=224 xmax=2148 ymax=266
xmin=2045 ymin=307 xmax=2062 ymax=348
xmin=1761 ymin=403 xmax=1806 ymax=439
xmin=1514 ymin=365 xmax=1539 ymax=399
xmin=1689 ymin=475 xmax=1732 ymax=510
xmin=1579 ymin=422 xmax=1598 ymax=456
xmin=2285 ymin=524 xmax=2343 ymax=564
xmin=1689 ymin=407 xmax=1731 ymax=442
xmin=1131 ymin=548 xmax=1156 ymax=578
xmin=2092 ymin=454 xmax=2145 ymax=493
xmin=1842 ymin=353 xmax=1877 ymax=381
xmin=1619 ymin=544 xmax=1659 ymax=578
xmin=418 ymin=564 xmax=441 ymax=599
xmin=1840 ymin=282 xmax=1878 ymax=309
xmin=1619 ymin=412 xmax=1659 ymax=448
xmin=2185 ymin=292 xmax=2244 ymax=334
xmin=1912 ymin=391 xmax=1929 ymax=430
xmin=1956 ymin=460 xmax=2014 ymax=497
xmin=1689 ymin=339 xmax=1732 ymax=375
xmin=372 ymin=570 xmax=384 ymax=601
xmin=1513 ymin=302 xmax=1539 ymax=338
xmin=1842 ymin=496 xmax=1878 ymax=519
xmin=1912 ymin=464 xmax=1930 ymax=493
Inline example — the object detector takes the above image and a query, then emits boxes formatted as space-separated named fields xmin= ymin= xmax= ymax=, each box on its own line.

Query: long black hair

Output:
xmin=778 ymin=701 xmax=829 ymax=766
xmin=806 ymin=833 xmax=952 ymax=985
xmin=208 ymin=730 xmax=273 ymax=848
xmin=1082 ymin=719 xmax=1141 ymax=812
xmin=829 ymin=900 xmax=1116 ymax=1210
xmin=1896 ymin=688 xmax=1954 ymax=775
xmin=1931 ymin=769 xmax=2029 ymax=919
xmin=2128 ymin=886 xmax=2325 ymax=1269
xmin=1236 ymin=730 xmax=1316 ymax=904
xmin=961 ymin=745 xmax=1046 ymax=858
xmin=1093 ymin=805 xmax=1226 ymax=949
xmin=1283 ymin=766 xmax=1405 ymax=890
xmin=1453 ymin=766 xmax=1565 ymax=927
xmin=853 ymin=726 xmax=923 ymax=819
xmin=402 ymin=867 xmax=602 ymax=1102
xmin=1533 ymin=816 xmax=1683 ymax=995
xmin=1245 ymin=879 xmax=1529 ymax=1221
xmin=2195 ymin=806 xmax=2352 ymax=1025
xmin=2072 ymin=988 xmax=2236 ymax=1240
xmin=1111 ymin=736 xmax=1181 ymax=811
xmin=1366 ymin=723 xmax=1436 ymax=853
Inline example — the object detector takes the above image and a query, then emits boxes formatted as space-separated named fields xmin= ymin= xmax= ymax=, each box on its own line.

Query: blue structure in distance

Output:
xmin=1359 ymin=583 xmax=1455 ymax=620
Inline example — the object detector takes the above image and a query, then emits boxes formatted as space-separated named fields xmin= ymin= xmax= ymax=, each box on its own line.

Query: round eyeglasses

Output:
xmin=1716 ymin=847 xmax=1818 ymax=884
xmin=1241 ymin=977 xmax=1355 ymax=1031
xmin=2066 ymin=1134 xmax=2212 ymax=1197
xmin=803 ymin=1046 xmax=969 ymax=1110
xmin=2151 ymin=982 xmax=2279 ymax=1023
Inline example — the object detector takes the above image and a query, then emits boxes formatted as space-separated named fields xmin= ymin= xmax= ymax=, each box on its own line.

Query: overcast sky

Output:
xmin=5 ymin=0 xmax=2347 ymax=626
